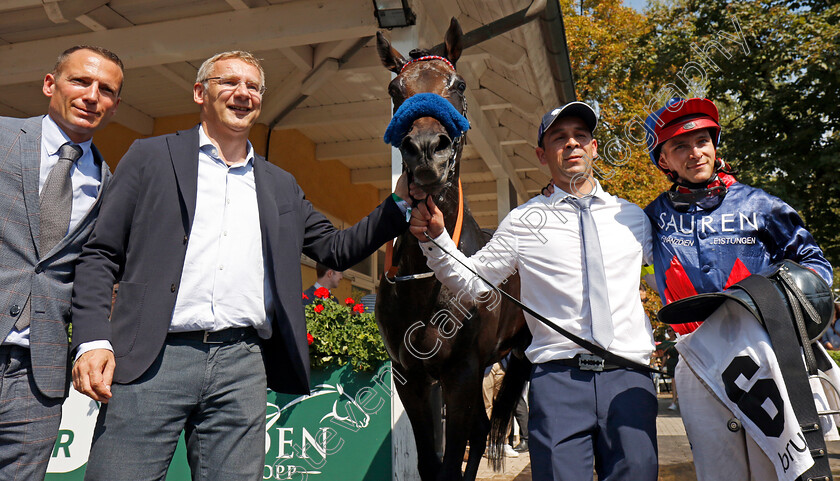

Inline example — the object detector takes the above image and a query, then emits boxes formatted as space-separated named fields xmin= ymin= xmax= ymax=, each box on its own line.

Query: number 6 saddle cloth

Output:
xmin=659 ymin=261 xmax=837 ymax=481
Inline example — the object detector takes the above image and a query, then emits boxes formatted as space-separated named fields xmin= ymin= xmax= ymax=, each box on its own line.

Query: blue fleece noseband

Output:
xmin=383 ymin=93 xmax=470 ymax=147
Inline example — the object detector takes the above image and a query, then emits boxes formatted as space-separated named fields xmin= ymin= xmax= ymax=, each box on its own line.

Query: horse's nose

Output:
xmin=400 ymin=131 xmax=452 ymax=166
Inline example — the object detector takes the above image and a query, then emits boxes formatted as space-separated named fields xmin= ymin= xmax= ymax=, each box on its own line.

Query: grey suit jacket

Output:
xmin=0 ymin=115 xmax=111 ymax=399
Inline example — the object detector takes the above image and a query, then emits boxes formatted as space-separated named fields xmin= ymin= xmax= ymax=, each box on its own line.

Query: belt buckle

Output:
xmin=202 ymin=331 xmax=223 ymax=344
xmin=579 ymin=354 xmax=604 ymax=372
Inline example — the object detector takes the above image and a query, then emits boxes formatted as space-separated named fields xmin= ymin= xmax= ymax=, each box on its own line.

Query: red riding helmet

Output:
xmin=644 ymin=98 xmax=722 ymax=171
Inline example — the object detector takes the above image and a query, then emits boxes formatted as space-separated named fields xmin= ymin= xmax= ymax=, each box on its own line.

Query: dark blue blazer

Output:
xmin=71 ymin=125 xmax=406 ymax=394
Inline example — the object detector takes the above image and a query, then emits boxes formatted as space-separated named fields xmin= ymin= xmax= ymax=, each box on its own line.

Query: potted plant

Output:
xmin=303 ymin=287 xmax=388 ymax=372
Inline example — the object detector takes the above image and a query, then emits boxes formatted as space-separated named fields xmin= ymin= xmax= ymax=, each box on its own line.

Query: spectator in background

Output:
xmin=482 ymin=357 xmax=518 ymax=458
xmin=820 ymin=301 xmax=840 ymax=350
xmin=303 ymin=263 xmax=343 ymax=306
xmin=664 ymin=345 xmax=679 ymax=410
xmin=511 ymin=386 xmax=529 ymax=453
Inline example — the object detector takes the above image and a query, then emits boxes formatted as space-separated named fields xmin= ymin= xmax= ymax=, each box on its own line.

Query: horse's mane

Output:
xmin=408 ymin=48 xmax=432 ymax=59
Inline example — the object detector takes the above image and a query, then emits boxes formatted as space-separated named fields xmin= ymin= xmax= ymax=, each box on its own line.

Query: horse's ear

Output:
xmin=444 ymin=17 xmax=463 ymax=66
xmin=376 ymin=31 xmax=407 ymax=74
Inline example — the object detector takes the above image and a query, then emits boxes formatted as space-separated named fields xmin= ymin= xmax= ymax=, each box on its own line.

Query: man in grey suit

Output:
xmin=0 ymin=45 xmax=122 ymax=480
xmin=71 ymin=51 xmax=410 ymax=479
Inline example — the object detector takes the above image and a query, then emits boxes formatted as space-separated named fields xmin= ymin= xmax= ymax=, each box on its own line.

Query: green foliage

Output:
xmin=834 ymin=267 xmax=840 ymax=296
xmin=305 ymin=297 xmax=388 ymax=372
xmin=826 ymin=349 xmax=840 ymax=366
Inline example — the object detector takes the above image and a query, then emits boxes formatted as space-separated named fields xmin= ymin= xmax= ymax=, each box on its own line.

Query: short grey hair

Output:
xmin=195 ymin=51 xmax=265 ymax=90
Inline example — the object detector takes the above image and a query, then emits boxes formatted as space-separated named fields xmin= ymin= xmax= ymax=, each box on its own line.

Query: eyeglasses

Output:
xmin=204 ymin=76 xmax=266 ymax=96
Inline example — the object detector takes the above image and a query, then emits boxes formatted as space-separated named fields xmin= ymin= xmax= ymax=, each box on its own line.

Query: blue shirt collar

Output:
xmin=41 ymin=114 xmax=93 ymax=158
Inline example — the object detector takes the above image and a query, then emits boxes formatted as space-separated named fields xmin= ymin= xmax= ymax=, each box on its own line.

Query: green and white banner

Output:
xmin=46 ymin=363 xmax=394 ymax=480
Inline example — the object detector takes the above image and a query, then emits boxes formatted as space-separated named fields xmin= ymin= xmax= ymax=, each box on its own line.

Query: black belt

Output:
xmin=552 ymin=354 xmax=624 ymax=372
xmin=168 ymin=327 xmax=258 ymax=344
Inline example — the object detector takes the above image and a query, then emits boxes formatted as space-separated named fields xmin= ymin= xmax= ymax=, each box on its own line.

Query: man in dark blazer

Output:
xmin=0 ymin=46 xmax=122 ymax=480
xmin=71 ymin=51 xmax=410 ymax=479
xmin=302 ymin=262 xmax=343 ymax=306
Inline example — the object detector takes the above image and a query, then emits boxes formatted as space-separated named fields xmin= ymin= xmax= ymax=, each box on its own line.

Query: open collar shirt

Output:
xmin=75 ymin=128 xmax=280 ymax=359
xmin=421 ymin=181 xmax=655 ymax=364
xmin=169 ymin=125 xmax=272 ymax=337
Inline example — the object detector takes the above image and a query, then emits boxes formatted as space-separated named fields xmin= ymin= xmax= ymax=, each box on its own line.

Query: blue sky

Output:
xmin=624 ymin=0 xmax=647 ymax=11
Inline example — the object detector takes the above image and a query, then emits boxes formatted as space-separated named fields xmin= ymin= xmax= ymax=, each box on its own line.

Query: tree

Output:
xmin=559 ymin=0 xmax=840 ymax=321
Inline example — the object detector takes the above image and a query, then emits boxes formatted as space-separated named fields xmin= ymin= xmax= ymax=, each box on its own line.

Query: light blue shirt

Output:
xmin=40 ymin=115 xmax=101 ymax=228
xmin=5 ymin=115 xmax=102 ymax=347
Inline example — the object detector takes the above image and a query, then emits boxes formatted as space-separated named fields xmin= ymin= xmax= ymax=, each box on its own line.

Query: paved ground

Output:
xmin=466 ymin=394 xmax=840 ymax=480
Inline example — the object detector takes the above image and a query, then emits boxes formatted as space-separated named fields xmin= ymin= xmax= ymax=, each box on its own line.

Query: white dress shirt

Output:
xmin=75 ymin=125 xmax=271 ymax=359
xmin=421 ymin=181 xmax=655 ymax=364
xmin=4 ymin=115 xmax=101 ymax=348
xmin=168 ymin=126 xmax=271 ymax=337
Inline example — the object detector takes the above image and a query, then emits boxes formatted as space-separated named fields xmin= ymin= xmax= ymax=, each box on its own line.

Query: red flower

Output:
xmin=345 ymin=297 xmax=355 ymax=305
xmin=314 ymin=287 xmax=330 ymax=299
xmin=314 ymin=304 xmax=325 ymax=314
xmin=307 ymin=333 xmax=314 ymax=345
xmin=302 ymin=293 xmax=309 ymax=300
xmin=353 ymin=303 xmax=366 ymax=314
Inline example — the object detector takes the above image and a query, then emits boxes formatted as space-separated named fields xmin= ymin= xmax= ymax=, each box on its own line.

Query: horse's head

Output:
xmin=377 ymin=19 xmax=466 ymax=194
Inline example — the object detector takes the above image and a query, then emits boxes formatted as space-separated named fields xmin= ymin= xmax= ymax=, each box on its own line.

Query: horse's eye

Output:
xmin=456 ymin=81 xmax=466 ymax=92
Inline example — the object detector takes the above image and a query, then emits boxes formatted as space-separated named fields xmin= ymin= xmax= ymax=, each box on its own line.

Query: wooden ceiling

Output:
xmin=0 ymin=0 xmax=574 ymax=227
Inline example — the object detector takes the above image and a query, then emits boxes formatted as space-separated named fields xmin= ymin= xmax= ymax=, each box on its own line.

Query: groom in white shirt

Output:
xmin=409 ymin=102 xmax=658 ymax=481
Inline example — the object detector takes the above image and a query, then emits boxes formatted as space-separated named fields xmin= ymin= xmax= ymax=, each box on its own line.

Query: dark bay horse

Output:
xmin=375 ymin=19 xmax=530 ymax=481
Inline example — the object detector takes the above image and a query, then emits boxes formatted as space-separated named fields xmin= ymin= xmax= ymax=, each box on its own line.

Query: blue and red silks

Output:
xmin=645 ymin=179 xmax=832 ymax=335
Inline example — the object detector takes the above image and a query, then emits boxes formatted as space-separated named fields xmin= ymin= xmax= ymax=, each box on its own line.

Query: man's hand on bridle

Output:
xmin=409 ymin=196 xmax=444 ymax=242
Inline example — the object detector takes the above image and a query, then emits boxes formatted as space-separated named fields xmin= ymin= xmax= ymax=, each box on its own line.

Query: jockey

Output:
xmin=643 ymin=97 xmax=832 ymax=480
xmin=643 ymin=97 xmax=831 ymax=333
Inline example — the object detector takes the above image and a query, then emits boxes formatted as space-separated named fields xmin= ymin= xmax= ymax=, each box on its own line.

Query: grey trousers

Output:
xmin=83 ymin=335 xmax=267 ymax=481
xmin=0 ymin=345 xmax=63 ymax=481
